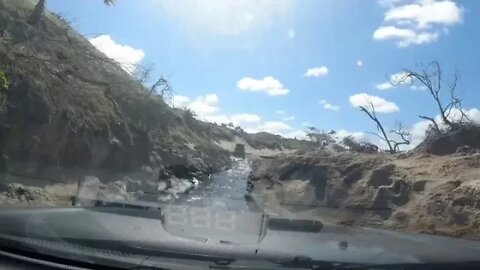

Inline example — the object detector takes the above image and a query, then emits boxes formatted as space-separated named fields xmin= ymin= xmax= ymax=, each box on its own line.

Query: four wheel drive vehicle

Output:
xmin=0 ymin=201 xmax=479 ymax=269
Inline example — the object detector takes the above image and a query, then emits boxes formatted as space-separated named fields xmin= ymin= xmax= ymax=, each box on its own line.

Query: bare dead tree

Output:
xmin=395 ymin=61 xmax=470 ymax=132
xmin=134 ymin=65 xmax=173 ymax=99
xmin=390 ymin=121 xmax=411 ymax=152
xmin=148 ymin=76 xmax=172 ymax=98
xmin=359 ymin=101 xmax=395 ymax=153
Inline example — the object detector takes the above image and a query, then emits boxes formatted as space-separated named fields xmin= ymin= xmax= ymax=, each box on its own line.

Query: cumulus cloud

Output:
xmin=318 ymin=99 xmax=340 ymax=111
xmin=173 ymin=94 xmax=263 ymax=126
xmin=153 ymin=0 xmax=296 ymax=36
xmin=373 ymin=26 xmax=439 ymax=47
xmin=349 ymin=93 xmax=400 ymax=113
xmin=89 ymin=35 xmax=145 ymax=74
xmin=385 ymin=0 xmax=463 ymax=28
xmin=203 ymin=113 xmax=262 ymax=126
xmin=247 ymin=121 xmax=293 ymax=135
xmin=237 ymin=76 xmax=290 ymax=96
xmin=167 ymin=93 xmax=307 ymax=137
xmin=170 ymin=95 xmax=191 ymax=108
xmin=375 ymin=71 xmax=412 ymax=90
xmin=188 ymin=94 xmax=220 ymax=115
xmin=304 ymin=66 xmax=329 ymax=77
xmin=375 ymin=82 xmax=395 ymax=90
xmin=373 ymin=0 xmax=463 ymax=47
xmin=284 ymin=130 xmax=308 ymax=140
xmin=230 ymin=113 xmax=262 ymax=124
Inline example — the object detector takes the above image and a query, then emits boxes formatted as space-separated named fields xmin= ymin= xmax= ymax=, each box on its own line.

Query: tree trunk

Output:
xmin=360 ymin=106 xmax=395 ymax=153
xmin=28 ymin=0 xmax=46 ymax=27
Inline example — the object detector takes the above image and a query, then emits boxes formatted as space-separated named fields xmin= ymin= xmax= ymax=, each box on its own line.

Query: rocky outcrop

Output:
xmin=249 ymin=149 xmax=480 ymax=239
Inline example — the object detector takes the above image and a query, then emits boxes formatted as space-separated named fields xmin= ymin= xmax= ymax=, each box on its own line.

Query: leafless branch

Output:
xmin=148 ymin=76 xmax=171 ymax=98
xmin=419 ymin=115 xmax=440 ymax=133
xmin=390 ymin=121 xmax=411 ymax=152
xmin=402 ymin=61 xmax=471 ymax=130
xmin=359 ymin=101 xmax=395 ymax=153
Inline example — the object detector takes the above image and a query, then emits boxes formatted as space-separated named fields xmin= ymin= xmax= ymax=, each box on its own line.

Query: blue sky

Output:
xmin=48 ymin=0 xmax=480 ymax=146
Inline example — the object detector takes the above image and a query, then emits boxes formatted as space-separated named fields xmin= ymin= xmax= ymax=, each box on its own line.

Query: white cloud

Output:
xmin=318 ymin=99 xmax=340 ymax=111
xmin=324 ymin=104 xmax=341 ymax=111
xmin=167 ymin=93 xmax=220 ymax=119
xmin=251 ymin=121 xmax=293 ymax=136
xmin=171 ymin=94 xmax=264 ymax=126
xmin=375 ymin=71 xmax=412 ymax=90
xmin=282 ymin=116 xmax=295 ymax=121
xmin=304 ymin=66 xmax=329 ymax=77
xmin=168 ymin=93 xmax=297 ymax=135
xmin=230 ymin=113 xmax=262 ymax=124
xmin=409 ymin=119 xmax=432 ymax=147
xmin=284 ymin=130 xmax=308 ymax=140
xmin=170 ymin=95 xmax=191 ymax=108
xmin=276 ymin=110 xmax=286 ymax=115
xmin=349 ymin=93 xmax=400 ymax=113
xmin=288 ymin=28 xmax=296 ymax=39
xmin=442 ymin=108 xmax=480 ymax=124
xmin=385 ymin=0 xmax=463 ymax=29
xmin=89 ymin=35 xmax=145 ymax=74
xmin=237 ymin=76 xmax=290 ymax=96
xmin=188 ymin=94 xmax=220 ymax=115
xmin=357 ymin=60 xmax=363 ymax=67
xmin=203 ymin=114 xmax=230 ymax=124
xmin=373 ymin=0 xmax=463 ymax=47
xmin=153 ymin=0 xmax=296 ymax=36
xmin=373 ymin=26 xmax=439 ymax=47
xmin=302 ymin=122 xmax=311 ymax=127
xmin=203 ymin=113 xmax=263 ymax=126
xmin=375 ymin=82 xmax=395 ymax=90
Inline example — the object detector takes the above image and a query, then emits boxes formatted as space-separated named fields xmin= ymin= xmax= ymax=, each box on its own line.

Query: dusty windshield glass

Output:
xmin=0 ymin=0 xmax=480 ymax=267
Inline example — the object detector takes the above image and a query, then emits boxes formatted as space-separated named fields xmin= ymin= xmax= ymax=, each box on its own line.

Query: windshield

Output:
xmin=0 ymin=0 xmax=480 ymax=268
